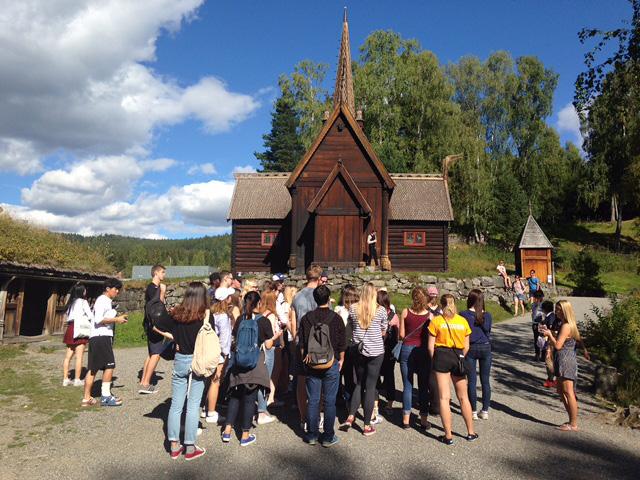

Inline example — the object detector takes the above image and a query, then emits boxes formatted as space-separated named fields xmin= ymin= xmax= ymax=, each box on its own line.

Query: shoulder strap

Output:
xmin=404 ymin=310 xmax=428 ymax=340
xmin=203 ymin=309 xmax=211 ymax=327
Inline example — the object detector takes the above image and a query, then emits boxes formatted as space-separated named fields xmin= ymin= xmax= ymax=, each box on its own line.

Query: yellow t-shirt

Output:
xmin=428 ymin=314 xmax=472 ymax=349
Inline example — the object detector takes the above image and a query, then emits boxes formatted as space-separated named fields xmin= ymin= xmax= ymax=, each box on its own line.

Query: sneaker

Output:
xmin=321 ymin=435 xmax=339 ymax=448
xmin=138 ymin=384 xmax=157 ymax=395
xmin=479 ymin=411 xmax=489 ymax=420
xmin=197 ymin=428 xmax=203 ymax=436
xmin=184 ymin=446 xmax=206 ymax=461
xmin=299 ymin=421 xmax=307 ymax=433
xmin=371 ymin=415 xmax=384 ymax=425
xmin=200 ymin=409 xmax=207 ymax=418
xmin=240 ymin=434 xmax=256 ymax=447
xmin=73 ymin=379 xmax=85 ymax=387
xmin=304 ymin=434 xmax=318 ymax=445
xmin=100 ymin=395 xmax=122 ymax=407
xmin=221 ymin=432 xmax=231 ymax=443
xmin=205 ymin=411 xmax=219 ymax=424
xmin=472 ymin=411 xmax=478 ymax=420
xmin=363 ymin=425 xmax=376 ymax=437
xmin=170 ymin=446 xmax=184 ymax=459
xmin=62 ymin=379 xmax=72 ymax=387
xmin=257 ymin=413 xmax=275 ymax=425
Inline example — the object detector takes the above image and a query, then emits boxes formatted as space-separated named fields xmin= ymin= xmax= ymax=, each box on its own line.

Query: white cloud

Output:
xmin=0 ymin=0 xmax=260 ymax=174
xmin=140 ymin=158 xmax=177 ymax=172
xmin=188 ymin=162 xmax=217 ymax=176
xmin=557 ymin=103 xmax=582 ymax=146
xmin=169 ymin=180 xmax=235 ymax=226
xmin=232 ymin=165 xmax=257 ymax=174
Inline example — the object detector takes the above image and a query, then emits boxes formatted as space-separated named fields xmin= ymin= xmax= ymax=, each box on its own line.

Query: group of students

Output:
xmin=60 ymin=262 xmax=588 ymax=461
xmin=496 ymin=261 xmax=544 ymax=316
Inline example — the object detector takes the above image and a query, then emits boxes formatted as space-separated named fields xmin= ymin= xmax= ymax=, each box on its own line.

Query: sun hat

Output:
xmin=214 ymin=287 xmax=235 ymax=302
xmin=427 ymin=286 xmax=439 ymax=296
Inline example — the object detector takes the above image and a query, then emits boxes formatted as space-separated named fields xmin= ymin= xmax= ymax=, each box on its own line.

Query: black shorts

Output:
xmin=432 ymin=347 xmax=465 ymax=377
xmin=88 ymin=336 xmax=116 ymax=372
xmin=148 ymin=338 xmax=167 ymax=355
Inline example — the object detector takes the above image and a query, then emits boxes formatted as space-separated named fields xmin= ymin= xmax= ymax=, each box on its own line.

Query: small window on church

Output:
xmin=404 ymin=231 xmax=426 ymax=247
xmin=261 ymin=231 xmax=276 ymax=247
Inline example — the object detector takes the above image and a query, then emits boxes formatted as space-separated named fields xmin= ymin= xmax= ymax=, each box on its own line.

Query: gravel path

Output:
xmin=2 ymin=297 xmax=639 ymax=480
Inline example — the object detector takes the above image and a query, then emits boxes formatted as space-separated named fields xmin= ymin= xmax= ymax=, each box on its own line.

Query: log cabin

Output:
xmin=228 ymin=13 xmax=454 ymax=273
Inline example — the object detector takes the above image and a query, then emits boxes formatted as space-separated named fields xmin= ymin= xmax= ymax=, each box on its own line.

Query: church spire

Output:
xmin=333 ymin=7 xmax=356 ymax=116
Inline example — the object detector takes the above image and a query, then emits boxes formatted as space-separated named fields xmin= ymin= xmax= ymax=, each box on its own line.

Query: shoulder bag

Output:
xmin=392 ymin=312 xmax=427 ymax=361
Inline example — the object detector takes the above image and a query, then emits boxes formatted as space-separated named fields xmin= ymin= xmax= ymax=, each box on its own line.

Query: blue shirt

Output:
xmin=460 ymin=310 xmax=492 ymax=345
xmin=528 ymin=277 xmax=540 ymax=292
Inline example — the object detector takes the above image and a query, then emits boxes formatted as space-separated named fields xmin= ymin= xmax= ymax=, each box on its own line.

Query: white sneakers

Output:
xmin=472 ymin=411 xmax=479 ymax=420
xmin=473 ymin=410 xmax=489 ymax=420
xmin=62 ymin=379 xmax=72 ymax=387
xmin=257 ymin=413 xmax=276 ymax=425
xmin=205 ymin=411 xmax=219 ymax=424
xmin=73 ymin=379 xmax=85 ymax=387
xmin=64 ymin=378 xmax=85 ymax=387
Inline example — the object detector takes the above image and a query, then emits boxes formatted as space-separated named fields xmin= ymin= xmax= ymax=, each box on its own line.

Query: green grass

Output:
xmin=0 ymin=345 xmax=89 ymax=448
xmin=113 ymin=311 xmax=146 ymax=348
xmin=447 ymin=243 xmax=512 ymax=278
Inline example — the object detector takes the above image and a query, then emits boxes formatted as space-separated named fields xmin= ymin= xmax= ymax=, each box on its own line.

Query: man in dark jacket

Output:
xmin=298 ymin=285 xmax=346 ymax=447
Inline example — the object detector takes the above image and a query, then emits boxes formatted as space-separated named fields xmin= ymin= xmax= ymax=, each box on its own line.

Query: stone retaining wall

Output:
xmin=117 ymin=272 xmax=569 ymax=312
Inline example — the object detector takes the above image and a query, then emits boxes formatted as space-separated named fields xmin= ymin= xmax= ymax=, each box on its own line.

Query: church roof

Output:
xmin=333 ymin=8 xmax=356 ymax=117
xmin=228 ymin=172 xmax=453 ymax=222
xmin=518 ymin=215 xmax=554 ymax=249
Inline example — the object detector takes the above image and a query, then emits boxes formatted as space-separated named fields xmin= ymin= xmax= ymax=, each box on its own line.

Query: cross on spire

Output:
xmin=333 ymin=7 xmax=356 ymax=117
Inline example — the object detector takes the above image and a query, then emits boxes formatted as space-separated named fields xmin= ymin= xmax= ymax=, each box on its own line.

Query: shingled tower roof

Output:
xmin=518 ymin=215 xmax=553 ymax=249
xmin=333 ymin=8 xmax=356 ymax=117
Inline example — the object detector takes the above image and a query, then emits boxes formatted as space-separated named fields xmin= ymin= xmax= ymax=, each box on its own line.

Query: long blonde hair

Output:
xmin=355 ymin=282 xmax=378 ymax=329
xmin=556 ymin=300 xmax=581 ymax=342
xmin=283 ymin=286 xmax=298 ymax=305
xmin=440 ymin=294 xmax=457 ymax=319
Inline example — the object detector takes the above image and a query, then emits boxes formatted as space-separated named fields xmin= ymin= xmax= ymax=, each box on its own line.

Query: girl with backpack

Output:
xmin=341 ymin=282 xmax=388 ymax=436
xmin=427 ymin=294 xmax=477 ymax=445
xmin=61 ymin=283 xmax=91 ymax=387
xmin=203 ymin=287 xmax=234 ymax=425
xmin=256 ymin=290 xmax=280 ymax=424
xmin=157 ymin=282 xmax=210 ymax=461
xmin=223 ymin=291 xmax=283 ymax=446
xmin=460 ymin=289 xmax=493 ymax=421
xmin=398 ymin=287 xmax=431 ymax=429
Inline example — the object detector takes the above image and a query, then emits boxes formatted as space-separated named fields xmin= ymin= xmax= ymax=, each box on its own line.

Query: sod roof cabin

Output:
xmin=228 ymin=13 xmax=454 ymax=273
xmin=0 ymin=213 xmax=115 ymax=342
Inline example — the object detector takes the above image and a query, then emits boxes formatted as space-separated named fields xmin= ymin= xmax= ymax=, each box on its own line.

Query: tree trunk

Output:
xmin=610 ymin=194 xmax=618 ymax=223
xmin=615 ymin=200 xmax=622 ymax=252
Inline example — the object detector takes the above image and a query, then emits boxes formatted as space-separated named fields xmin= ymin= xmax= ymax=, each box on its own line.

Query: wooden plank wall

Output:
xmin=232 ymin=218 xmax=290 ymax=273
xmin=388 ymin=221 xmax=448 ymax=271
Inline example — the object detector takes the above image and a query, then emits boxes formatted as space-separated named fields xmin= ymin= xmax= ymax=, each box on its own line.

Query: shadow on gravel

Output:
xmin=503 ymin=429 xmax=640 ymax=480
xmin=490 ymin=399 xmax=556 ymax=427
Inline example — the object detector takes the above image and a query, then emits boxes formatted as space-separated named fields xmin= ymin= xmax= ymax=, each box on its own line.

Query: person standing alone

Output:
xmin=140 ymin=264 xmax=167 ymax=394
xmin=367 ymin=230 xmax=378 ymax=268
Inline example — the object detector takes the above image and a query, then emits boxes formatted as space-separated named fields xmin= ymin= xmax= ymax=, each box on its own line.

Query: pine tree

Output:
xmin=255 ymin=77 xmax=305 ymax=172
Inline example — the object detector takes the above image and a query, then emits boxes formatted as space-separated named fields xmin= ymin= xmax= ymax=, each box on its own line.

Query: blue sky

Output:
xmin=0 ymin=0 xmax=632 ymax=238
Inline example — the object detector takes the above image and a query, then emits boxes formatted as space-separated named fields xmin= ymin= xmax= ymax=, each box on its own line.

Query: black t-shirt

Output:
xmin=154 ymin=312 xmax=203 ymax=356
xmin=232 ymin=314 xmax=273 ymax=346
xmin=144 ymin=283 xmax=164 ymax=343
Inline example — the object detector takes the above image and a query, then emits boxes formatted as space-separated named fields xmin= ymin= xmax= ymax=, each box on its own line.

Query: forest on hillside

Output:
xmin=256 ymin=5 xmax=640 ymax=249
xmin=63 ymin=233 xmax=231 ymax=276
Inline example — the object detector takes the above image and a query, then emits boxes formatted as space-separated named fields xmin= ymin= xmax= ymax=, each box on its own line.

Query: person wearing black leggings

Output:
xmin=340 ymin=283 xmax=389 ymax=437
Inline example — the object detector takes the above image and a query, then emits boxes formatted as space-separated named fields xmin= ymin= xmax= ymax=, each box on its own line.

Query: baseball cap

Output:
xmin=272 ymin=273 xmax=286 ymax=282
xmin=214 ymin=287 xmax=235 ymax=302
xmin=427 ymin=286 xmax=439 ymax=296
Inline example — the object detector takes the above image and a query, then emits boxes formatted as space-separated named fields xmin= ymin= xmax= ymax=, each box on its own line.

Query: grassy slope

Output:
xmin=0 ymin=213 xmax=114 ymax=274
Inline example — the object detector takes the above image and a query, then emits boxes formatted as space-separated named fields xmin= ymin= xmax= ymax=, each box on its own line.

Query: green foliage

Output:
xmin=256 ymin=76 xmax=306 ymax=172
xmin=567 ymin=250 xmax=606 ymax=296
xmin=583 ymin=293 xmax=640 ymax=404
xmin=64 ymin=233 xmax=231 ymax=275
xmin=0 ymin=213 xmax=114 ymax=273
xmin=113 ymin=311 xmax=146 ymax=348
xmin=486 ymin=159 xmax=529 ymax=246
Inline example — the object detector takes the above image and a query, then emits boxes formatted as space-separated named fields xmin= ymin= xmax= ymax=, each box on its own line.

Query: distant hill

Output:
xmin=0 ymin=213 xmax=114 ymax=274
xmin=63 ymin=233 xmax=231 ymax=277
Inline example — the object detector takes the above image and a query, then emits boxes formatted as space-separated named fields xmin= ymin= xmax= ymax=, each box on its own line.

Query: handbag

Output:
xmin=392 ymin=314 xmax=428 ymax=361
xmin=73 ymin=301 xmax=92 ymax=339
xmin=443 ymin=317 xmax=467 ymax=376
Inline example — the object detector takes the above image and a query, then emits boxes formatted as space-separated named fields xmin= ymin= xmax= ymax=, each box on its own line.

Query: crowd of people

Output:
xmin=60 ymin=263 xmax=589 ymax=460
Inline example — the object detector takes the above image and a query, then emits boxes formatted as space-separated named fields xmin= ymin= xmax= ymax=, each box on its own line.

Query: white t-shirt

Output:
xmin=334 ymin=305 xmax=349 ymax=326
xmin=91 ymin=294 xmax=115 ymax=338
xmin=497 ymin=265 xmax=507 ymax=276
xmin=67 ymin=299 xmax=93 ymax=324
xmin=276 ymin=300 xmax=293 ymax=341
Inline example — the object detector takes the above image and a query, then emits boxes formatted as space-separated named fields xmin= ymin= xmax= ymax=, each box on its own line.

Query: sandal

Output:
xmin=556 ymin=423 xmax=579 ymax=432
xmin=466 ymin=433 xmax=479 ymax=441
xmin=437 ymin=435 xmax=454 ymax=446
xmin=81 ymin=397 xmax=97 ymax=407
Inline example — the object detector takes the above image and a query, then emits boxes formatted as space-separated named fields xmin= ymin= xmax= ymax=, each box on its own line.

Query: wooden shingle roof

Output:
xmin=227 ymin=172 xmax=453 ymax=222
xmin=518 ymin=215 xmax=553 ymax=249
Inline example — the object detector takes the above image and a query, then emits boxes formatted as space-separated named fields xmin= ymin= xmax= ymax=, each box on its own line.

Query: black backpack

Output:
xmin=144 ymin=289 xmax=172 ymax=334
xmin=304 ymin=315 xmax=334 ymax=370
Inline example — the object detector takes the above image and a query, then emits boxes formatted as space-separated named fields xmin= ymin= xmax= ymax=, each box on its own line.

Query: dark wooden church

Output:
xmin=228 ymin=14 xmax=454 ymax=273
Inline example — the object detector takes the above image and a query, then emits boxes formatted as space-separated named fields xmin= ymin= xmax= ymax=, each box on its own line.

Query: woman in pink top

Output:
xmin=398 ymin=287 xmax=432 ymax=429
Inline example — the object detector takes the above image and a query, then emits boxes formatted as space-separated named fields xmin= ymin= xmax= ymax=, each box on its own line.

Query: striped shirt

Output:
xmin=349 ymin=304 xmax=388 ymax=357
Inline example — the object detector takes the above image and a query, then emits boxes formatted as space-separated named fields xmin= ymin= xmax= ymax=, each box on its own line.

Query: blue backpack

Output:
xmin=234 ymin=314 xmax=261 ymax=370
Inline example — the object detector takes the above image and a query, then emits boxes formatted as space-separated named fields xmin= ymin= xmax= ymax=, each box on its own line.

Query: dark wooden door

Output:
xmin=314 ymin=215 xmax=361 ymax=265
